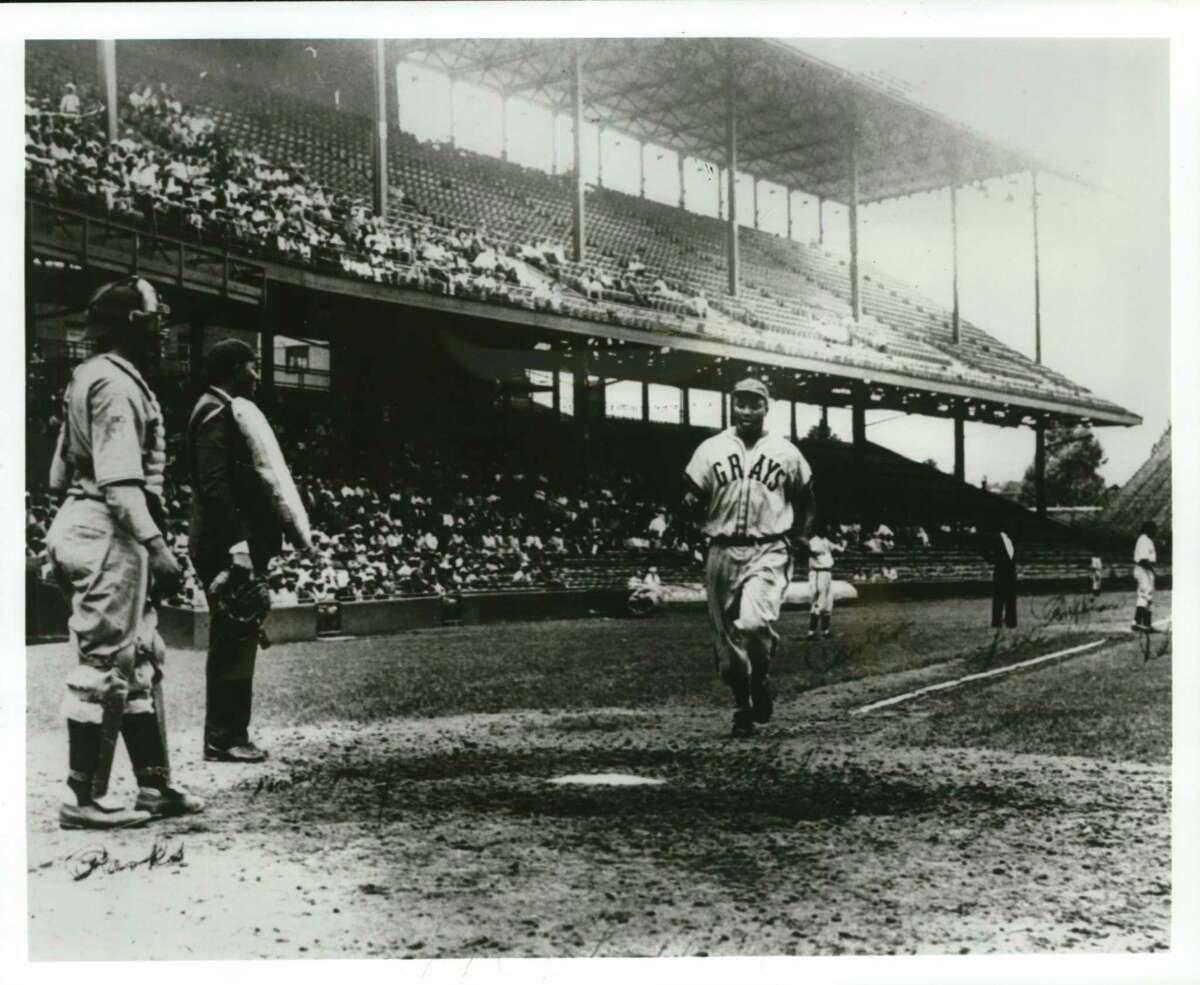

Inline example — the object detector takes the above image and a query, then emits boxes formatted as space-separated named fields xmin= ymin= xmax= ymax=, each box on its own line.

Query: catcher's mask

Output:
xmin=84 ymin=276 xmax=171 ymax=368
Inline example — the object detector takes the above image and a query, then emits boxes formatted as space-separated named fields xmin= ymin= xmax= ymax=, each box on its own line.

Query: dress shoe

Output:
xmin=205 ymin=742 xmax=268 ymax=763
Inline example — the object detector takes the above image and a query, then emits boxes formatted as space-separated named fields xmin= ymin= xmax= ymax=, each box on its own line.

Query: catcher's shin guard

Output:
xmin=92 ymin=692 xmax=127 ymax=800
xmin=67 ymin=720 xmax=102 ymax=805
xmin=121 ymin=711 xmax=170 ymax=790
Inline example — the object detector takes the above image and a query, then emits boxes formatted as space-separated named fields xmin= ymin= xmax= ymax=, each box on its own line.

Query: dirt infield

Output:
xmin=26 ymin=593 xmax=1171 ymax=959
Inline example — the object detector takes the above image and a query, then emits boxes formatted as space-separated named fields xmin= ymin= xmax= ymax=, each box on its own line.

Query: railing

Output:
xmin=26 ymin=198 xmax=266 ymax=305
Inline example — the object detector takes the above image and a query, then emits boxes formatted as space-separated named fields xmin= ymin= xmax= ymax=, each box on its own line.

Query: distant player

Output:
xmin=1131 ymin=521 xmax=1158 ymax=632
xmin=683 ymin=378 xmax=814 ymax=738
xmin=806 ymin=522 xmax=842 ymax=639
xmin=1089 ymin=554 xmax=1103 ymax=598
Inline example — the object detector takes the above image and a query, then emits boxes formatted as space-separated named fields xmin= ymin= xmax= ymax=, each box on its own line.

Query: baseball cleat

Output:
xmin=136 ymin=785 xmax=206 ymax=817
xmin=59 ymin=802 xmax=153 ymax=830
xmin=823 ymin=631 xmax=833 ymax=639
xmin=805 ymin=631 xmax=816 ymax=640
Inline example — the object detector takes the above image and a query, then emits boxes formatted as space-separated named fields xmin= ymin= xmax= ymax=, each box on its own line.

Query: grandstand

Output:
xmin=1100 ymin=426 xmax=1172 ymax=540
xmin=24 ymin=38 xmax=1147 ymax=627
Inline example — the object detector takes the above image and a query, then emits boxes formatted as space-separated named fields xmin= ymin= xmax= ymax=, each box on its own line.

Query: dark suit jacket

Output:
xmin=982 ymin=531 xmax=1018 ymax=585
xmin=187 ymin=388 xmax=283 ymax=583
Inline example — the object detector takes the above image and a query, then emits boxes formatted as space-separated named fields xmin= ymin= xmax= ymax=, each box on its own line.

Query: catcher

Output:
xmin=187 ymin=339 xmax=312 ymax=763
xmin=46 ymin=277 xmax=204 ymax=828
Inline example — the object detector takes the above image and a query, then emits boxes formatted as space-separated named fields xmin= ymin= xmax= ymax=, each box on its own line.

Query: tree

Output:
xmin=1020 ymin=424 xmax=1107 ymax=506
xmin=805 ymin=420 xmax=841 ymax=442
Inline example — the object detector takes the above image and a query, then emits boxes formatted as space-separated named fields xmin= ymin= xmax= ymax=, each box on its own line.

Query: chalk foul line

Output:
xmin=850 ymin=638 xmax=1109 ymax=717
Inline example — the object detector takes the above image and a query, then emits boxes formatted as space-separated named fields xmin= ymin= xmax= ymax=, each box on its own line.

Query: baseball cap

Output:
xmin=205 ymin=338 xmax=258 ymax=384
xmin=731 ymin=377 xmax=770 ymax=401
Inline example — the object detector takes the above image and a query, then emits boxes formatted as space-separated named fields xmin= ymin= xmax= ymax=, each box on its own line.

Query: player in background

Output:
xmin=45 ymin=277 xmax=204 ymax=829
xmin=1089 ymin=554 xmax=1103 ymax=599
xmin=806 ymin=521 xmax=843 ymax=639
xmin=1131 ymin=521 xmax=1158 ymax=632
xmin=683 ymin=378 xmax=814 ymax=738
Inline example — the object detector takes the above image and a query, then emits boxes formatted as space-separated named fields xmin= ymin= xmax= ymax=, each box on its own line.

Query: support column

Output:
xmin=1032 ymin=171 xmax=1045 ymax=518
xmin=447 ymin=76 xmax=456 ymax=148
xmin=573 ymin=368 xmax=591 ymax=477
xmin=188 ymin=313 xmax=206 ymax=391
xmin=680 ymin=385 xmax=690 ymax=426
xmin=1035 ymin=420 xmax=1047 ymax=518
xmin=550 ymin=110 xmax=558 ymax=175
xmin=552 ymin=369 xmax=561 ymax=418
xmin=847 ymin=119 xmax=861 ymax=332
xmin=717 ymin=166 xmax=725 ymax=221
xmin=725 ymin=41 xmax=739 ymax=297
xmin=639 ymin=142 xmax=646 ymax=198
xmin=753 ymin=179 xmax=759 ymax=230
xmin=370 ymin=40 xmax=388 ymax=218
xmin=597 ymin=125 xmax=604 ymax=188
xmin=953 ymin=413 xmax=965 ymax=483
xmin=790 ymin=401 xmax=797 ymax=441
xmin=97 ymin=40 xmax=118 ymax=143
xmin=720 ymin=392 xmax=728 ymax=429
xmin=571 ymin=49 xmax=586 ymax=263
xmin=641 ymin=380 xmax=650 ymax=422
xmin=677 ymin=153 xmax=686 ymax=209
xmin=786 ymin=188 xmax=793 ymax=241
xmin=817 ymin=195 xmax=824 ymax=244
xmin=821 ymin=404 xmax=829 ymax=437
xmin=950 ymin=181 xmax=961 ymax=344
xmin=1032 ymin=170 xmax=1042 ymax=364
xmin=258 ymin=287 xmax=275 ymax=408
xmin=500 ymin=94 xmax=509 ymax=161
xmin=851 ymin=388 xmax=866 ymax=478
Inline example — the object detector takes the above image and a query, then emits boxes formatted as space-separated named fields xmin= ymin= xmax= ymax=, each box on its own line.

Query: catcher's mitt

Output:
xmin=208 ymin=566 xmax=272 ymax=645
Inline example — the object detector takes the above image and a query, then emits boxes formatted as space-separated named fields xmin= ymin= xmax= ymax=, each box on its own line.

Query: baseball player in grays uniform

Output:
xmin=806 ymin=522 xmax=843 ymax=639
xmin=684 ymin=378 xmax=814 ymax=737
xmin=1131 ymin=520 xmax=1158 ymax=632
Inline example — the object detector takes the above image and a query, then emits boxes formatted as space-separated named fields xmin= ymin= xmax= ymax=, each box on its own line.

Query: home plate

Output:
xmin=549 ymin=773 xmax=666 ymax=787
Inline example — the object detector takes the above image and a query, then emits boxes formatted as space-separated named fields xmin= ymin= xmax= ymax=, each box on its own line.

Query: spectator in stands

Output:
xmin=58 ymin=83 xmax=80 ymax=116
xmin=627 ymin=565 xmax=665 ymax=617
xmin=915 ymin=525 xmax=931 ymax=549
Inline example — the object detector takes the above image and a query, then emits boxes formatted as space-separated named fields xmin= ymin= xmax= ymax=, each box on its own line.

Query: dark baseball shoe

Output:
xmin=750 ymin=679 xmax=773 ymax=724
xmin=731 ymin=709 xmax=756 ymax=738
xmin=205 ymin=742 xmax=269 ymax=763
xmin=59 ymin=801 xmax=152 ymax=830
xmin=805 ymin=631 xmax=816 ymax=640
xmin=136 ymin=785 xmax=206 ymax=817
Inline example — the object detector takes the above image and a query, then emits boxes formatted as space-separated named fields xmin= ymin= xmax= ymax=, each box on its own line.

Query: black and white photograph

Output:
xmin=7 ymin=2 xmax=1198 ymax=980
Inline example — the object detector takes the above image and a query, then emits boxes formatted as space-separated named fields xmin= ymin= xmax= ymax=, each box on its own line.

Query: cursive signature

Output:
xmin=66 ymin=838 xmax=185 ymax=881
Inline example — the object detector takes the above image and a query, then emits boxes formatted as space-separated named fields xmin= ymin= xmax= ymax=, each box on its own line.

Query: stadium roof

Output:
xmin=392 ymin=38 xmax=1058 ymax=205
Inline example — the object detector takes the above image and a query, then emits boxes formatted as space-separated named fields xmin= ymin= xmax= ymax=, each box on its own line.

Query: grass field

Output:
xmin=25 ymin=588 xmax=1172 ymax=958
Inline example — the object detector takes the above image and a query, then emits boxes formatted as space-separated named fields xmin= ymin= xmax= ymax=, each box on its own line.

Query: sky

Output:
xmin=397 ymin=37 xmax=1170 ymax=489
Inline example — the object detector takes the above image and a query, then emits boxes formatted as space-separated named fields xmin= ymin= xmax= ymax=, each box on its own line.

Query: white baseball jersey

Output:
xmin=807 ymin=535 xmax=837 ymax=570
xmin=685 ymin=427 xmax=811 ymax=539
xmin=1133 ymin=534 xmax=1156 ymax=565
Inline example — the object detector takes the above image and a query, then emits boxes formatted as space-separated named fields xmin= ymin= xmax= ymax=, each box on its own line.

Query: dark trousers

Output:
xmin=991 ymin=575 xmax=1018 ymax=628
xmin=203 ymin=591 xmax=260 ymax=749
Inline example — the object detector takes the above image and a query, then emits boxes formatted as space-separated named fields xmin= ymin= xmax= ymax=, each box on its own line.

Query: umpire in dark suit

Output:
xmin=984 ymin=524 xmax=1018 ymax=629
xmin=188 ymin=339 xmax=281 ymax=762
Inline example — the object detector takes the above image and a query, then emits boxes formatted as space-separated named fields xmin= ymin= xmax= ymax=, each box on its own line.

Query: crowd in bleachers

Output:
xmin=24 ymin=41 xmax=1125 ymax=416
xmin=25 ymin=387 xmax=704 ymax=608
xmin=26 ymin=74 xmax=714 ymax=342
